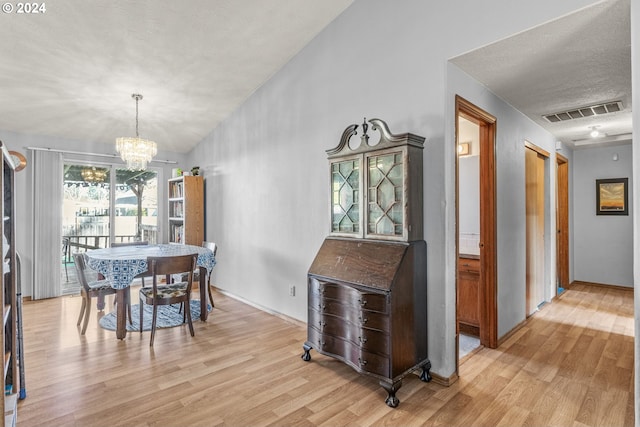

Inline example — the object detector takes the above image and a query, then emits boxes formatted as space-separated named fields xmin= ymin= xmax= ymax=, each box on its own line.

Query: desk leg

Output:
xmin=116 ymin=288 xmax=128 ymax=339
xmin=199 ymin=266 xmax=208 ymax=321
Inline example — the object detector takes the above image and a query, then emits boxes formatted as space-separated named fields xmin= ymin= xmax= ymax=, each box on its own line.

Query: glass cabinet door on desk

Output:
xmin=328 ymin=119 xmax=424 ymax=242
xmin=331 ymin=155 xmax=361 ymax=237
xmin=365 ymin=148 xmax=405 ymax=239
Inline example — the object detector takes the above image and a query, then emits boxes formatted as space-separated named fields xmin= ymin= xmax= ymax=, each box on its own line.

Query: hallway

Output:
xmin=453 ymin=282 xmax=634 ymax=426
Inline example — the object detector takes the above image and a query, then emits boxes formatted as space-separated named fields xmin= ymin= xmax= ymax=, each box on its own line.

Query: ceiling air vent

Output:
xmin=543 ymin=101 xmax=623 ymax=123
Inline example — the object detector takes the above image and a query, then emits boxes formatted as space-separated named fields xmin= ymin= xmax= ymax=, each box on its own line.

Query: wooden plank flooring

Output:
xmin=16 ymin=282 xmax=634 ymax=426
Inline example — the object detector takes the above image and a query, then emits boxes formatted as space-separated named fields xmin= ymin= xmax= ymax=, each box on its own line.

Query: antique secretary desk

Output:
xmin=302 ymin=118 xmax=431 ymax=407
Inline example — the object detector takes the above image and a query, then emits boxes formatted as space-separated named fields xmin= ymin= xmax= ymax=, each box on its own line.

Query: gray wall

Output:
xmin=573 ymin=144 xmax=633 ymax=287
xmin=189 ymin=0 xmax=600 ymax=379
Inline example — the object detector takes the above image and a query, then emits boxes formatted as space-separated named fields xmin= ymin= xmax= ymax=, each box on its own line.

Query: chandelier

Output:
xmin=81 ymin=167 xmax=107 ymax=183
xmin=116 ymin=93 xmax=157 ymax=170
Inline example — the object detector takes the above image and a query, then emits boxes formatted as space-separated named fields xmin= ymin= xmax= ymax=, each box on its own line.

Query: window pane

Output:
xmin=114 ymin=168 xmax=158 ymax=244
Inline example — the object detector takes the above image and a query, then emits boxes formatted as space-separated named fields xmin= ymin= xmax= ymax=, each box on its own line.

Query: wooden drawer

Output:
xmin=310 ymin=300 xmax=390 ymax=333
xmin=307 ymin=327 xmax=390 ymax=377
xmin=309 ymin=278 xmax=389 ymax=314
xmin=308 ymin=310 xmax=390 ymax=354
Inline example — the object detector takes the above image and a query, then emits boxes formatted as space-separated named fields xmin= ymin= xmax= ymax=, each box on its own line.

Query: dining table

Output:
xmin=85 ymin=243 xmax=216 ymax=339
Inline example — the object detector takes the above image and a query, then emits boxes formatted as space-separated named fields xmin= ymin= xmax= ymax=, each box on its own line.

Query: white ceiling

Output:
xmin=0 ymin=0 xmax=631 ymax=154
xmin=451 ymin=0 xmax=631 ymax=150
xmin=0 ymin=0 xmax=354 ymax=153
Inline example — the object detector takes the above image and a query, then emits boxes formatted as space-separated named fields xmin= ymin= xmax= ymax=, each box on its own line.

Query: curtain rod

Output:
xmin=26 ymin=146 xmax=178 ymax=165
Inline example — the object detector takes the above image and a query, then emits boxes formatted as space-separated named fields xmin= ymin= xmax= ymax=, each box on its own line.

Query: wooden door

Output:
xmin=525 ymin=145 xmax=546 ymax=316
xmin=556 ymin=155 xmax=569 ymax=291
xmin=455 ymin=96 xmax=497 ymax=350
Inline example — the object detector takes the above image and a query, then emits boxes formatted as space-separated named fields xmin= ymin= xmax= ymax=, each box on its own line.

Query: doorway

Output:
xmin=61 ymin=162 xmax=159 ymax=294
xmin=455 ymin=96 xmax=498 ymax=361
xmin=556 ymin=154 xmax=569 ymax=293
xmin=525 ymin=142 xmax=548 ymax=315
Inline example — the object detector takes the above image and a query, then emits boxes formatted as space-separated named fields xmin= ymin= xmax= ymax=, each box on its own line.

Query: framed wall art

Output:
xmin=596 ymin=177 xmax=628 ymax=216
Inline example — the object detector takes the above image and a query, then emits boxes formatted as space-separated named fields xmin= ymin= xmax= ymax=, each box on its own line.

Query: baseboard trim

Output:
xmin=497 ymin=318 xmax=527 ymax=347
xmin=211 ymin=286 xmax=306 ymax=329
xmin=429 ymin=370 xmax=458 ymax=387
xmin=569 ymin=280 xmax=633 ymax=292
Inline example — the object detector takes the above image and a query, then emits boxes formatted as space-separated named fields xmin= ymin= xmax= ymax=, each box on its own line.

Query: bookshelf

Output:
xmin=0 ymin=142 xmax=17 ymax=426
xmin=168 ymin=175 xmax=204 ymax=245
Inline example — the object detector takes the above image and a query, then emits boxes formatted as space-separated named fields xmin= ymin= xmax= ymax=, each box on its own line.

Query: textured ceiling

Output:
xmin=0 ymin=0 xmax=353 ymax=153
xmin=452 ymin=0 xmax=631 ymax=149
xmin=0 ymin=1 xmax=631 ymax=154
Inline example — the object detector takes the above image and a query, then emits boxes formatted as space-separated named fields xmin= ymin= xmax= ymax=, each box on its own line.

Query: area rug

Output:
xmin=98 ymin=301 xmax=210 ymax=332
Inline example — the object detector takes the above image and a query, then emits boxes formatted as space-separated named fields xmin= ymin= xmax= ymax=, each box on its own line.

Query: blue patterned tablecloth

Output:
xmin=85 ymin=244 xmax=216 ymax=289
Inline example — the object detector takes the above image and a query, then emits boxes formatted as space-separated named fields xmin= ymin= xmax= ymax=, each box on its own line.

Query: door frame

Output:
xmin=556 ymin=154 xmax=569 ymax=292
xmin=455 ymin=95 xmax=498 ymax=349
xmin=524 ymin=142 xmax=549 ymax=315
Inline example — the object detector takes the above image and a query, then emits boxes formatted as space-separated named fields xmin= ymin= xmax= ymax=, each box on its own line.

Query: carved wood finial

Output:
xmin=360 ymin=117 xmax=370 ymax=147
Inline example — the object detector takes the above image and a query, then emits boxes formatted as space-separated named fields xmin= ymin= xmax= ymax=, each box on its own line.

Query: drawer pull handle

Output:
xmin=318 ymin=339 xmax=325 ymax=347
xmin=319 ymin=320 xmax=326 ymax=330
xmin=318 ymin=303 xmax=326 ymax=311
xmin=358 ymin=357 xmax=368 ymax=366
xmin=359 ymin=336 xmax=367 ymax=344
xmin=359 ymin=316 xmax=368 ymax=324
xmin=358 ymin=298 xmax=368 ymax=307
xmin=462 ymin=263 xmax=470 ymax=267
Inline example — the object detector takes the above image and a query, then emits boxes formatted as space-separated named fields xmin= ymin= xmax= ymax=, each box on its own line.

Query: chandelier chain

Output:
xmin=133 ymin=93 xmax=142 ymax=138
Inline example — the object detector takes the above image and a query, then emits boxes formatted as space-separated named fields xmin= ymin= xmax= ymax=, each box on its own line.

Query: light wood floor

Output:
xmin=17 ymin=282 xmax=634 ymax=426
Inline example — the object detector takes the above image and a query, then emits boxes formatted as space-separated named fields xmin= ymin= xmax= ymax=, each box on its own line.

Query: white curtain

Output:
xmin=32 ymin=150 xmax=62 ymax=299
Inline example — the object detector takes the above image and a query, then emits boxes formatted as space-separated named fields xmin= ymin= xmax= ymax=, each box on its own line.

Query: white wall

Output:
xmin=189 ymin=0 xmax=601 ymax=379
xmin=573 ymin=144 xmax=633 ymax=287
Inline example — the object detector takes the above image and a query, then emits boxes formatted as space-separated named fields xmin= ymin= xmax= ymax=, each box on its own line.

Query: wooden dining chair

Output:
xmin=73 ymin=253 xmax=131 ymax=335
xmin=202 ymin=241 xmax=218 ymax=308
xmin=139 ymin=254 xmax=198 ymax=346
xmin=62 ymin=237 xmax=71 ymax=281
xmin=176 ymin=241 xmax=218 ymax=308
